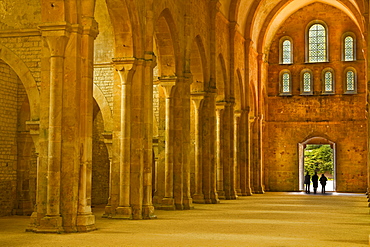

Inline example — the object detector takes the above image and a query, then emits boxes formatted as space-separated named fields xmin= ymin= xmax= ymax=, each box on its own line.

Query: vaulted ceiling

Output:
xmin=218 ymin=0 xmax=367 ymax=51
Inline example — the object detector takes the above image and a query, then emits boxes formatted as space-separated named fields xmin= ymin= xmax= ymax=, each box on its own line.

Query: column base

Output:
xmin=142 ymin=205 xmax=157 ymax=219
xmin=25 ymin=211 xmax=38 ymax=232
xmin=111 ymin=206 xmax=132 ymax=219
xmin=77 ymin=214 xmax=96 ymax=232
xmin=236 ymin=189 xmax=242 ymax=196
xmin=29 ymin=215 xmax=63 ymax=233
xmin=179 ymin=198 xmax=194 ymax=210
xmin=155 ymin=197 xmax=176 ymax=210
xmin=217 ymin=190 xmax=225 ymax=200
xmin=102 ymin=205 xmax=112 ymax=218
xmin=193 ymin=193 xmax=206 ymax=204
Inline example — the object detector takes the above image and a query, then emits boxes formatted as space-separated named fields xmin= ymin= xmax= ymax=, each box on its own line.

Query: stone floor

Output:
xmin=1 ymin=192 xmax=370 ymax=247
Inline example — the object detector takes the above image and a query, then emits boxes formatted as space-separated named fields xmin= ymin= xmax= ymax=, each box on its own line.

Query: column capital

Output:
xmin=39 ymin=23 xmax=70 ymax=57
xmin=216 ymin=101 xmax=226 ymax=111
xmin=144 ymin=52 xmax=157 ymax=68
xmin=234 ymin=110 xmax=242 ymax=118
xmin=159 ymin=76 xmax=177 ymax=98
xmin=82 ymin=17 xmax=99 ymax=39
xmin=191 ymin=92 xmax=206 ymax=109
xmin=112 ymin=57 xmax=137 ymax=72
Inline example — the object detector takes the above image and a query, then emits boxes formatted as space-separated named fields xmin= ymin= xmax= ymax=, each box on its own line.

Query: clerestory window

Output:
xmin=322 ymin=69 xmax=335 ymax=94
xmin=344 ymin=68 xmax=357 ymax=94
xmin=279 ymin=70 xmax=292 ymax=95
xmin=343 ymin=35 xmax=355 ymax=61
xmin=307 ymin=23 xmax=328 ymax=63
xmin=301 ymin=70 xmax=313 ymax=95
xmin=280 ymin=38 xmax=293 ymax=64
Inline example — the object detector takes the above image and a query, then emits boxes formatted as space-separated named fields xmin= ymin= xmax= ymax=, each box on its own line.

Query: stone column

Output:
xmin=234 ymin=111 xmax=242 ymax=196
xmin=110 ymin=58 xmax=136 ymax=218
xmin=159 ymin=78 xmax=176 ymax=210
xmin=102 ymin=132 xmax=113 ymax=217
xmin=216 ymin=103 xmax=225 ymax=199
xmin=222 ymin=102 xmax=237 ymax=200
xmin=239 ymin=109 xmax=252 ymax=196
xmin=198 ymin=92 xmax=219 ymax=204
xmin=36 ymin=24 xmax=69 ymax=232
xmin=191 ymin=93 xmax=205 ymax=203
xmin=25 ymin=121 xmax=40 ymax=228
xmin=142 ymin=53 xmax=157 ymax=219
xmin=77 ymin=17 xmax=98 ymax=232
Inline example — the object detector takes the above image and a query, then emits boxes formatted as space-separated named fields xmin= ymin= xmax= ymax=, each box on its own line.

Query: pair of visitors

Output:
xmin=304 ymin=172 xmax=327 ymax=194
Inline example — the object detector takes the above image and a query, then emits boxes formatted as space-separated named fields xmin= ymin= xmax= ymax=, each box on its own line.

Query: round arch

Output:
xmin=0 ymin=44 xmax=39 ymax=121
xmin=298 ymin=136 xmax=336 ymax=192
xmin=93 ymin=84 xmax=113 ymax=132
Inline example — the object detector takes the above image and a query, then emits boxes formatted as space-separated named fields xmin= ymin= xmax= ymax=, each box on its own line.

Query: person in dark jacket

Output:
xmin=319 ymin=174 xmax=328 ymax=193
xmin=312 ymin=172 xmax=319 ymax=194
xmin=304 ymin=172 xmax=311 ymax=193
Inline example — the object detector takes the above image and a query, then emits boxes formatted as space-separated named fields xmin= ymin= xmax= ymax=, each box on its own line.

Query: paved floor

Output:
xmin=1 ymin=192 xmax=370 ymax=247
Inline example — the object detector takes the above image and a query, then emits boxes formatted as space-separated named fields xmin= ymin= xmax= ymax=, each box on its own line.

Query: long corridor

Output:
xmin=1 ymin=192 xmax=370 ymax=247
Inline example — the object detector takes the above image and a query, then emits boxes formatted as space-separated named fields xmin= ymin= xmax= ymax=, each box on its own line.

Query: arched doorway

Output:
xmin=299 ymin=137 xmax=336 ymax=192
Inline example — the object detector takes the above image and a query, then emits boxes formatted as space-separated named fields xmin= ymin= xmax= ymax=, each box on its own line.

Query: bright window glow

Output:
xmin=308 ymin=24 xmax=326 ymax=62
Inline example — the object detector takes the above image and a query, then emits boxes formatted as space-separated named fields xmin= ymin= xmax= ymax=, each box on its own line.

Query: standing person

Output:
xmin=304 ymin=172 xmax=311 ymax=193
xmin=319 ymin=174 xmax=328 ymax=194
xmin=312 ymin=172 xmax=319 ymax=194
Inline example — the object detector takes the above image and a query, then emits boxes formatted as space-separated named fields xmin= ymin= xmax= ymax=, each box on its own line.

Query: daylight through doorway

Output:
xmin=298 ymin=137 xmax=336 ymax=192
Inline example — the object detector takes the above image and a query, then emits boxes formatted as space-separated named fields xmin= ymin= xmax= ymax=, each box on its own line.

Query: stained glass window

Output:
xmin=282 ymin=40 xmax=292 ymax=64
xmin=308 ymin=24 xmax=326 ymax=62
xmin=303 ymin=72 xmax=311 ymax=92
xmin=282 ymin=72 xmax=290 ymax=93
xmin=344 ymin=36 xmax=354 ymax=61
xmin=324 ymin=71 xmax=333 ymax=92
xmin=346 ymin=70 xmax=355 ymax=91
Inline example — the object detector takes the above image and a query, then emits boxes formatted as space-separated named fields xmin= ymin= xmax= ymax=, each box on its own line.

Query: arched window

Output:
xmin=344 ymin=68 xmax=357 ymax=94
xmin=301 ymin=70 xmax=313 ymax=95
xmin=322 ymin=69 xmax=335 ymax=94
xmin=344 ymin=35 xmax=355 ymax=61
xmin=279 ymin=70 xmax=292 ymax=95
xmin=281 ymin=39 xmax=292 ymax=64
xmin=308 ymin=23 xmax=327 ymax=63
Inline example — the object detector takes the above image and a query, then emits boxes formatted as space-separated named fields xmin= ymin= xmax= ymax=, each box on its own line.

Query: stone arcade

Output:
xmin=0 ymin=0 xmax=368 ymax=234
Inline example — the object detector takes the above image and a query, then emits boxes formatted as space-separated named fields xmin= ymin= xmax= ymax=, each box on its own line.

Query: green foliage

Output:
xmin=304 ymin=144 xmax=333 ymax=176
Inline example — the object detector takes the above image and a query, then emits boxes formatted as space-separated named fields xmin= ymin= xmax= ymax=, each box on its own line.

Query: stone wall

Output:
xmin=92 ymin=110 xmax=110 ymax=205
xmin=0 ymin=33 xmax=42 ymax=90
xmin=0 ymin=61 xmax=19 ymax=216
xmin=264 ymin=3 xmax=367 ymax=192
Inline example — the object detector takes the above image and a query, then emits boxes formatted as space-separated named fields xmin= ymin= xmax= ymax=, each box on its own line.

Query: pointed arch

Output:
xmin=155 ymin=8 xmax=181 ymax=77
xmin=216 ymin=54 xmax=228 ymax=102
xmin=93 ymin=84 xmax=113 ymax=132
xmin=190 ymin=35 xmax=209 ymax=92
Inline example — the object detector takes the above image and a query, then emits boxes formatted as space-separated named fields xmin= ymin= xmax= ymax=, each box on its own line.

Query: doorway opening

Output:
xmin=299 ymin=137 xmax=336 ymax=192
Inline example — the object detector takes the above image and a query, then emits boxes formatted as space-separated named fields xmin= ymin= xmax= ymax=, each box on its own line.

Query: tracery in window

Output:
xmin=282 ymin=40 xmax=292 ymax=64
xmin=308 ymin=24 xmax=327 ymax=63
xmin=279 ymin=71 xmax=291 ymax=95
xmin=300 ymin=70 xmax=313 ymax=95
xmin=303 ymin=72 xmax=311 ymax=92
xmin=346 ymin=70 xmax=355 ymax=91
xmin=344 ymin=36 xmax=354 ymax=61
xmin=322 ymin=69 xmax=334 ymax=94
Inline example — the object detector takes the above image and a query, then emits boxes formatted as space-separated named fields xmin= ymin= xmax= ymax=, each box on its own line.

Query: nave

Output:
xmin=1 ymin=192 xmax=369 ymax=247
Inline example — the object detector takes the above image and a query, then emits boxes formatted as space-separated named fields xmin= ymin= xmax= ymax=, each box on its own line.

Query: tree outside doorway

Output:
xmin=304 ymin=144 xmax=334 ymax=192
xmin=298 ymin=137 xmax=336 ymax=192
